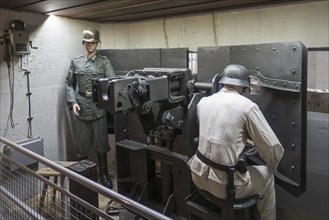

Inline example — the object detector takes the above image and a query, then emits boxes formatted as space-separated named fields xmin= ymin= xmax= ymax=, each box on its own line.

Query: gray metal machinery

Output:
xmin=93 ymin=42 xmax=307 ymax=219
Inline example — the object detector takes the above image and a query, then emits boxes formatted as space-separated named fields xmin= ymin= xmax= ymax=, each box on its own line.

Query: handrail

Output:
xmin=0 ymin=185 xmax=46 ymax=220
xmin=0 ymin=136 xmax=172 ymax=220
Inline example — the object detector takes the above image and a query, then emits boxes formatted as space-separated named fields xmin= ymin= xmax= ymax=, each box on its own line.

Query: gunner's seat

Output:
xmin=186 ymin=146 xmax=259 ymax=220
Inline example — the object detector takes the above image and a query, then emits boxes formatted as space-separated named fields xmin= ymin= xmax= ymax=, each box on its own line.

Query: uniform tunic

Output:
xmin=65 ymin=53 xmax=116 ymax=158
xmin=188 ymin=87 xmax=284 ymax=220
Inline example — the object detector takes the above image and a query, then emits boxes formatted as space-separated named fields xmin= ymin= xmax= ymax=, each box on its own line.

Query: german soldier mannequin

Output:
xmin=65 ymin=28 xmax=116 ymax=189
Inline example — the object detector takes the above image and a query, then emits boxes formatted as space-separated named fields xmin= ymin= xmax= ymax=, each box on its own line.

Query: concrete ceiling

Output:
xmin=0 ymin=0 xmax=310 ymax=23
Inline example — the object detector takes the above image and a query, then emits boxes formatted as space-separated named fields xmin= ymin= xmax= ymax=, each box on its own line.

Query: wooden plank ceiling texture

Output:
xmin=0 ymin=0 xmax=308 ymax=22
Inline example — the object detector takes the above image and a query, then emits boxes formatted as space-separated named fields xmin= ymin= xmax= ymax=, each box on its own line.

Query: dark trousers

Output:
xmin=73 ymin=116 xmax=110 ymax=159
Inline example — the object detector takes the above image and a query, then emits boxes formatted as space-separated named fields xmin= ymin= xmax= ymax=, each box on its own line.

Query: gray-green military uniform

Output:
xmin=65 ymin=53 xmax=116 ymax=159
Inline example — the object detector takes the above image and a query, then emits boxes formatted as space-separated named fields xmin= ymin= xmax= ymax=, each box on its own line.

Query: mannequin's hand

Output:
xmin=246 ymin=139 xmax=254 ymax=146
xmin=72 ymin=103 xmax=80 ymax=116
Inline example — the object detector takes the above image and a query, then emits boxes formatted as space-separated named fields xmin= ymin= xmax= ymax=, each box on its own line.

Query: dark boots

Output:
xmin=97 ymin=153 xmax=113 ymax=189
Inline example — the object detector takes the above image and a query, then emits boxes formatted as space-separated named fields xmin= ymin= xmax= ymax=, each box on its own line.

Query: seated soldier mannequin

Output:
xmin=188 ymin=64 xmax=284 ymax=220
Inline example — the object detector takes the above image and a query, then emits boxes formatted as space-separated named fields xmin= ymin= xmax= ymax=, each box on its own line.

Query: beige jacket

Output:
xmin=188 ymin=87 xmax=284 ymax=187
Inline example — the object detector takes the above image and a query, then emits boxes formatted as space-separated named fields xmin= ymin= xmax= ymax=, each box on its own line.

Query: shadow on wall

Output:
xmin=56 ymin=86 xmax=76 ymax=161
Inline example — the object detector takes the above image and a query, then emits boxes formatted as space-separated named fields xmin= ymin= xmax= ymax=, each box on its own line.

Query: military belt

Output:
xmin=79 ymin=91 xmax=92 ymax=98
xmin=196 ymin=150 xmax=247 ymax=174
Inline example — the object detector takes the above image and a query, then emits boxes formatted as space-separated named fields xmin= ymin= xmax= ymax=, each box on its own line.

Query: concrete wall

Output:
xmin=101 ymin=1 xmax=329 ymax=50
xmin=0 ymin=9 xmax=99 ymax=160
xmin=308 ymin=51 xmax=329 ymax=90
xmin=101 ymin=0 xmax=329 ymax=90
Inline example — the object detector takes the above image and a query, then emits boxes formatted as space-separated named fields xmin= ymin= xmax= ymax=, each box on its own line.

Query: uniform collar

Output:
xmin=84 ymin=53 xmax=97 ymax=62
xmin=220 ymin=87 xmax=239 ymax=94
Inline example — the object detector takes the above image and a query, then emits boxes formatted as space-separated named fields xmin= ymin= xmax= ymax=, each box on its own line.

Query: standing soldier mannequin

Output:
xmin=65 ymin=28 xmax=116 ymax=189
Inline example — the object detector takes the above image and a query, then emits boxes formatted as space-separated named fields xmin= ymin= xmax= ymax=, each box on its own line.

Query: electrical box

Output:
xmin=3 ymin=136 xmax=44 ymax=171
xmin=9 ymin=19 xmax=30 ymax=56
xmin=11 ymin=30 xmax=30 ymax=55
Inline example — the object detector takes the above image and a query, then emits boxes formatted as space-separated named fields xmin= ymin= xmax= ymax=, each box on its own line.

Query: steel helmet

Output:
xmin=219 ymin=64 xmax=250 ymax=88
xmin=82 ymin=28 xmax=100 ymax=43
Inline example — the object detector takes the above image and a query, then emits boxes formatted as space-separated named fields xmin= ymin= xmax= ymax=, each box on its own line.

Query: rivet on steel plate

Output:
xmin=273 ymin=47 xmax=276 ymax=51
xmin=292 ymin=122 xmax=295 ymax=127
xmin=291 ymin=144 xmax=296 ymax=150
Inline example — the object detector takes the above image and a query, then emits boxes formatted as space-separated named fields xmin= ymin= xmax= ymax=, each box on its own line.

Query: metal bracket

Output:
xmin=249 ymin=69 xmax=301 ymax=92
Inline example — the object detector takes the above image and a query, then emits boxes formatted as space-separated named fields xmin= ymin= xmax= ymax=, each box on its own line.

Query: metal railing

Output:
xmin=0 ymin=136 xmax=172 ymax=220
